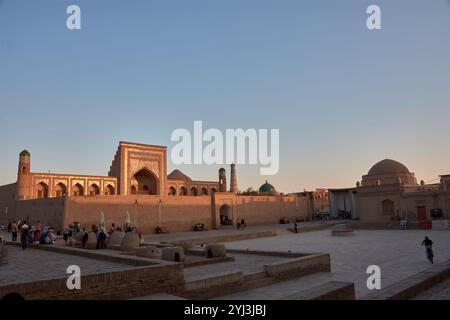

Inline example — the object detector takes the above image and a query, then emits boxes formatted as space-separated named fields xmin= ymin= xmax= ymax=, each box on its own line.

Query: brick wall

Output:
xmin=2 ymin=192 xmax=312 ymax=234
xmin=64 ymin=195 xmax=213 ymax=234
xmin=0 ymin=263 xmax=185 ymax=300
xmin=214 ymin=194 xmax=310 ymax=228
xmin=0 ymin=183 xmax=16 ymax=225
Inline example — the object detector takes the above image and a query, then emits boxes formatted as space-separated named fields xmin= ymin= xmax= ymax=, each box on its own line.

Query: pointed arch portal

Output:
xmin=133 ymin=168 xmax=159 ymax=195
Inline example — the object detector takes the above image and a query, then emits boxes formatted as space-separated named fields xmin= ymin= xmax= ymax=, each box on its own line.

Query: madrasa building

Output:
xmin=329 ymin=159 xmax=450 ymax=226
xmin=0 ymin=141 xmax=324 ymax=233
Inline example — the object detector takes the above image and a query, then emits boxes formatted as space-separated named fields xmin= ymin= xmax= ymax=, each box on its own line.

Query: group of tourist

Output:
xmin=6 ymin=219 xmax=56 ymax=249
xmin=72 ymin=221 xmax=140 ymax=250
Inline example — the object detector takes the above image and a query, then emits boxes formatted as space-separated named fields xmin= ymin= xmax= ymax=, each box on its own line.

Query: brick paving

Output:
xmin=0 ymin=246 xmax=135 ymax=285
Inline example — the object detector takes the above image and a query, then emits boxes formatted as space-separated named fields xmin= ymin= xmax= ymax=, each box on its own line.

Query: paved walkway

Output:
xmin=0 ymin=246 xmax=135 ymax=286
xmin=223 ymin=229 xmax=450 ymax=299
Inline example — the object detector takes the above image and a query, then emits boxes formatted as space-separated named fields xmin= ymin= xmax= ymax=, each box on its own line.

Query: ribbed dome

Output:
xmin=259 ymin=180 xmax=276 ymax=194
xmin=368 ymin=159 xmax=410 ymax=176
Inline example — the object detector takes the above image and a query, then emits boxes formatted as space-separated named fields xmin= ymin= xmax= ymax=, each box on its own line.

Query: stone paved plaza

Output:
xmin=1 ymin=246 xmax=135 ymax=285
xmin=223 ymin=229 xmax=450 ymax=298
xmin=1 ymin=227 xmax=450 ymax=300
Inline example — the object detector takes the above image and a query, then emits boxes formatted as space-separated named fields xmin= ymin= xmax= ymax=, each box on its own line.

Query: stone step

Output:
xmin=214 ymin=272 xmax=334 ymax=300
xmin=280 ymin=281 xmax=355 ymax=300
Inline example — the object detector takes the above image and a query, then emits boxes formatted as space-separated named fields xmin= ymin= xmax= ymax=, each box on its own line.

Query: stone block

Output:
xmin=136 ymin=246 xmax=162 ymax=259
xmin=108 ymin=231 xmax=124 ymax=247
xmin=120 ymin=232 xmax=141 ymax=251
xmin=331 ymin=224 xmax=354 ymax=236
xmin=205 ymin=244 xmax=226 ymax=258
xmin=161 ymin=247 xmax=185 ymax=262
xmin=85 ymin=231 xmax=97 ymax=250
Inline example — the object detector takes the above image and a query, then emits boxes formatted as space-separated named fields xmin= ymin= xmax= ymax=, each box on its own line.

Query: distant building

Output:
xmin=329 ymin=159 xmax=450 ymax=224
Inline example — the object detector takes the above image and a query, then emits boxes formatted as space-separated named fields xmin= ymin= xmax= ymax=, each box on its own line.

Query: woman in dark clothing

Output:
xmin=421 ymin=236 xmax=434 ymax=264
xmin=20 ymin=222 xmax=29 ymax=250
xmin=97 ymin=230 xmax=107 ymax=249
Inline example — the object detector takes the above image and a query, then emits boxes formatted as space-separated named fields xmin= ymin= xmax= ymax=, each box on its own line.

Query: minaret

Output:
xmin=230 ymin=164 xmax=238 ymax=194
xmin=17 ymin=150 xmax=31 ymax=200
xmin=219 ymin=168 xmax=227 ymax=192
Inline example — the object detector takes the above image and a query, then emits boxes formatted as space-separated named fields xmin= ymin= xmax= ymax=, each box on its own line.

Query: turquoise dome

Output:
xmin=259 ymin=180 xmax=276 ymax=194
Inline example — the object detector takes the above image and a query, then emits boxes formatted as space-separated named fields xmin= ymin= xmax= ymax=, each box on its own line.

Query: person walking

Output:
xmin=421 ymin=236 xmax=434 ymax=264
xmin=294 ymin=222 xmax=298 ymax=233
xmin=11 ymin=221 xmax=18 ymax=241
xmin=81 ymin=228 xmax=88 ymax=248
xmin=63 ymin=226 xmax=71 ymax=245
xmin=20 ymin=221 xmax=29 ymax=250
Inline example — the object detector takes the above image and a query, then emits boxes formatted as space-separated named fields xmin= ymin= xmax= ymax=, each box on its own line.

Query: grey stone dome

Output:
xmin=368 ymin=159 xmax=410 ymax=176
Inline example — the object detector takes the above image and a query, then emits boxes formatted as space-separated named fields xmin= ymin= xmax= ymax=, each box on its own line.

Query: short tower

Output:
xmin=17 ymin=150 xmax=31 ymax=200
xmin=219 ymin=168 xmax=227 ymax=192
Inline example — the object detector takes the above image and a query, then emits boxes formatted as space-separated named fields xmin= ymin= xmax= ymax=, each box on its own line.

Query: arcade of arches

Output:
xmin=34 ymin=182 xmax=116 ymax=199
xmin=167 ymin=185 xmax=218 ymax=196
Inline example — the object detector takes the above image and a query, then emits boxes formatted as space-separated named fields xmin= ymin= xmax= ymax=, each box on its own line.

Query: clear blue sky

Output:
xmin=1 ymin=0 xmax=450 ymax=193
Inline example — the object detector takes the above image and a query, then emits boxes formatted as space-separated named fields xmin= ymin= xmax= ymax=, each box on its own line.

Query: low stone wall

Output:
xmin=6 ymin=241 xmax=159 ymax=266
xmin=180 ymin=253 xmax=331 ymax=299
xmin=350 ymin=221 xmax=420 ymax=230
xmin=281 ymin=281 xmax=355 ymax=300
xmin=170 ymin=230 xmax=279 ymax=249
xmin=0 ymin=237 xmax=7 ymax=266
xmin=363 ymin=259 xmax=450 ymax=300
xmin=264 ymin=254 xmax=331 ymax=278
xmin=183 ymin=256 xmax=235 ymax=268
xmin=226 ymin=249 xmax=309 ymax=258
xmin=185 ymin=272 xmax=243 ymax=292
xmin=0 ymin=263 xmax=185 ymax=300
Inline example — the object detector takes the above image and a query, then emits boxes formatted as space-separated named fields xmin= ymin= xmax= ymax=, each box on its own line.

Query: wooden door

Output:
xmin=417 ymin=206 xmax=427 ymax=221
